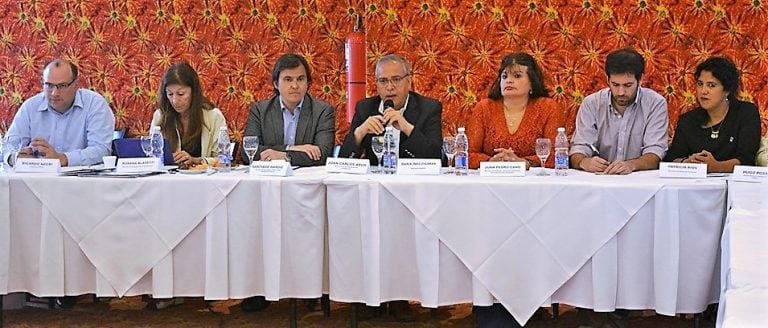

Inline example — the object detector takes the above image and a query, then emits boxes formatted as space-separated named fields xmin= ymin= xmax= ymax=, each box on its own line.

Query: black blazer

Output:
xmin=242 ymin=94 xmax=336 ymax=167
xmin=664 ymin=100 xmax=761 ymax=165
xmin=340 ymin=91 xmax=443 ymax=165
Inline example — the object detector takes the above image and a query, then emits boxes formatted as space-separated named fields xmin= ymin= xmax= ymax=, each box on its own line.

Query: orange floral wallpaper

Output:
xmin=1 ymin=1 xmax=766 ymax=144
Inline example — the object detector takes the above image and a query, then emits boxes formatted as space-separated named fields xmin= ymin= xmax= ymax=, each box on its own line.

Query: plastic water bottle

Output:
xmin=217 ymin=126 xmax=231 ymax=172
xmin=150 ymin=126 xmax=164 ymax=169
xmin=454 ymin=127 xmax=469 ymax=176
xmin=554 ymin=127 xmax=569 ymax=176
xmin=382 ymin=126 xmax=398 ymax=174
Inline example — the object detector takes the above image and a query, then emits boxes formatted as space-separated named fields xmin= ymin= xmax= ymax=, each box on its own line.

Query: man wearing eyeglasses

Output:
xmin=3 ymin=59 xmax=115 ymax=167
xmin=338 ymin=54 xmax=442 ymax=322
xmin=339 ymin=53 xmax=443 ymax=165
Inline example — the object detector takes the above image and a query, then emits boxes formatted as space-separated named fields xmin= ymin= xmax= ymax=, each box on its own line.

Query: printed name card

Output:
xmin=325 ymin=158 xmax=370 ymax=174
xmin=659 ymin=162 xmax=707 ymax=179
xmin=117 ymin=158 xmax=161 ymax=173
xmin=732 ymin=165 xmax=768 ymax=182
xmin=14 ymin=158 xmax=61 ymax=173
xmin=396 ymin=159 xmax=441 ymax=175
xmin=479 ymin=161 xmax=526 ymax=177
xmin=250 ymin=160 xmax=293 ymax=176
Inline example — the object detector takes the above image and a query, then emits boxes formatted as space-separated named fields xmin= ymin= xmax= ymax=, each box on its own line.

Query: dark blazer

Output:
xmin=339 ymin=91 xmax=443 ymax=164
xmin=242 ymin=94 xmax=336 ymax=167
xmin=664 ymin=100 xmax=761 ymax=165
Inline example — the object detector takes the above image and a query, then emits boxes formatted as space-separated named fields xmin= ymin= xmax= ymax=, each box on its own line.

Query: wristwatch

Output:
xmin=284 ymin=150 xmax=291 ymax=163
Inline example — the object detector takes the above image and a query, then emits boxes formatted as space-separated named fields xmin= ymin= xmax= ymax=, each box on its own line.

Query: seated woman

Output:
xmin=470 ymin=52 xmax=564 ymax=328
xmin=466 ymin=52 xmax=565 ymax=170
xmin=151 ymin=62 xmax=227 ymax=170
xmin=664 ymin=57 xmax=761 ymax=172
xmin=147 ymin=62 xmax=226 ymax=309
xmin=757 ymin=135 xmax=768 ymax=166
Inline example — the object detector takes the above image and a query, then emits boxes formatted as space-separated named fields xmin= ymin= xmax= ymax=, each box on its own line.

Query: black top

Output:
xmin=339 ymin=91 xmax=443 ymax=165
xmin=664 ymin=100 xmax=761 ymax=166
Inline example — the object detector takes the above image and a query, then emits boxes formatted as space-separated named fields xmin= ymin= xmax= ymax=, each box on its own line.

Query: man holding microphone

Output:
xmin=339 ymin=53 xmax=443 ymax=164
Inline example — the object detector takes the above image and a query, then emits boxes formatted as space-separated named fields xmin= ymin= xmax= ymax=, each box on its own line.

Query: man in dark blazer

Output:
xmin=242 ymin=53 xmax=336 ymax=167
xmin=339 ymin=54 xmax=443 ymax=165
xmin=339 ymin=54 xmax=442 ymax=322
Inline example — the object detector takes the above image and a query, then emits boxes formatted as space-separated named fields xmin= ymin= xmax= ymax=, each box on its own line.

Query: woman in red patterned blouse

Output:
xmin=466 ymin=52 xmax=565 ymax=169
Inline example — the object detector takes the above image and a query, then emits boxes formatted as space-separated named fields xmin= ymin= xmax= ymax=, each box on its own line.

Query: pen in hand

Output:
xmin=588 ymin=144 xmax=600 ymax=157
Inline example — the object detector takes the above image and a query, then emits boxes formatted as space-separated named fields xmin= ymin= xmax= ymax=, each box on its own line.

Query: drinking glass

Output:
xmin=371 ymin=136 xmax=385 ymax=173
xmin=442 ymin=136 xmax=456 ymax=174
xmin=140 ymin=135 xmax=153 ymax=157
xmin=535 ymin=138 xmax=551 ymax=176
xmin=242 ymin=136 xmax=259 ymax=171
xmin=1 ymin=135 xmax=22 ymax=171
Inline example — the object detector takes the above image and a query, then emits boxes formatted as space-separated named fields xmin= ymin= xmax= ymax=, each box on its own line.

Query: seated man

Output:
xmin=339 ymin=53 xmax=443 ymax=164
xmin=339 ymin=53 xmax=442 ymax=322
xmin=239 ymin=53 xmax=335 ymax=312
xmin=570 ymin=48 xmax=669 ymax=175
xmin=3 ymin=59 xmax=115 ymax=167
xmin=2 ymin=59 xmax=114 ymax=309
xmin=241 ymin=53 xmax=336 ymax=166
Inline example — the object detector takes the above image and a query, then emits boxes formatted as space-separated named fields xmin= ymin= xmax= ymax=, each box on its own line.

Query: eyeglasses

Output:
xmin=43 ymin=79 xmax=76 ymax=91
xmin=376 ymin=74 xmax=410 ymax=86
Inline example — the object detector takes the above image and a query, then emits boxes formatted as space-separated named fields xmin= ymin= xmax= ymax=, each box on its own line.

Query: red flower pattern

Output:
xmin=0 ymin=1 xmax=765 ymax=142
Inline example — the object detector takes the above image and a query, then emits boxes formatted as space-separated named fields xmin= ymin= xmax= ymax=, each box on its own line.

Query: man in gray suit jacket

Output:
xmin=242 ymin=53 xmax=336 ymax=167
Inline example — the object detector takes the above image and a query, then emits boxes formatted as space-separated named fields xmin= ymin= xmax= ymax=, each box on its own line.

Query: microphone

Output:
xmin=383 ymin=99 xmax=394 ymax=112
xmin=382 ymin=99 xmax=395 ymax=128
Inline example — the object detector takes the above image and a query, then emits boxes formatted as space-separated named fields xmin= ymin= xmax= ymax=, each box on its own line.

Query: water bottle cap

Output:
xmin=385 ymin=126 xmax=393 ymax=131
xmin=219 ymin=126 xmax=227 ymax=131
xmin=457 ymin=127 xmax=465 ymax=132
xmin=557 ymin=127 xmax=565 ymax=132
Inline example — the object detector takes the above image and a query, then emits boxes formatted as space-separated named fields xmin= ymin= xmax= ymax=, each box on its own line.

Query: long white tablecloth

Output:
xmin=0 ymin=167 xmax=328 ymax=301
xmin=325 ymin=169 xmax=727 ymax=325
xmin=717 ymin=180 xmax=768 ymax=327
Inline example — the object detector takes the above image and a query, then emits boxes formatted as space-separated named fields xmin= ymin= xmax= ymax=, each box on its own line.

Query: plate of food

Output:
xmin=178 ymin=163 xmax=209 ymax=174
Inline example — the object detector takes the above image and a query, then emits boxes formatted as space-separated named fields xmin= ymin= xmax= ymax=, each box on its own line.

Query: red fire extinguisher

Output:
xmin=345 ymin=14 xmax=366 ymax=123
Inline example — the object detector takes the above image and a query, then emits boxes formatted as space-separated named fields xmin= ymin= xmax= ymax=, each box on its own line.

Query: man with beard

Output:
xmin=570 ymin=48 xmax=669 ymax=175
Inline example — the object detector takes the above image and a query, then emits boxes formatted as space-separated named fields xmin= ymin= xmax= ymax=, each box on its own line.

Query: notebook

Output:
xmin=112 ymin=138 xmax=175 ymax=165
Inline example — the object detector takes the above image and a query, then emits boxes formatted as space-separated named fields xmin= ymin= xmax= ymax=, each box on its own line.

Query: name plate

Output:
xmin=15 ymin=158 xmax=61 ymax=173
xmin=325 ymin=158 xmax=370 ymax=174
xmin=396 ymin=159 xmax=441 ymax=175
xmin=479 ymin=161 xmax=526 ymax=177
xmin=732 ymin=165 xmax=768 ymax=182
xmin=250 ymin=160 xmax=293 ymax=176
xmin=117 ymin=158 xmax=161 ymax=173
xmin=659 ymin=162 xmax=707 ymax=178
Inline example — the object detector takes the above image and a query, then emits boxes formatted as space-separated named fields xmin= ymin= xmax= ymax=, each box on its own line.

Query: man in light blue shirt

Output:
xmin=4 ymin=59 xmax=115 ymax=167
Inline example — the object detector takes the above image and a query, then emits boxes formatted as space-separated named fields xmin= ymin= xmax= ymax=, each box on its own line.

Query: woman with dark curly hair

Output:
xmin=664 ymin=56 xmax=761 ymax=172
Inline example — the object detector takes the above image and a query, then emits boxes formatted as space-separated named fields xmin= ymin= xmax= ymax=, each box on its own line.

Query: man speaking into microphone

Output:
xmin=340 ymin=53 xmax=443 ymax=165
